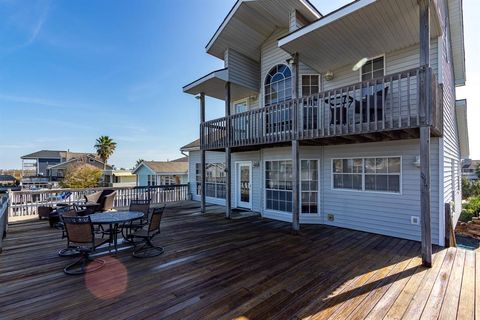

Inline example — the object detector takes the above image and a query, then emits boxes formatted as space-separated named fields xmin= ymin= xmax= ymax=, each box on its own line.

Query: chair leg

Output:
xmin=63 ymin=252 xmax=104 ymax=275
xmin=132 ymin=238 xmax=164 ymax=258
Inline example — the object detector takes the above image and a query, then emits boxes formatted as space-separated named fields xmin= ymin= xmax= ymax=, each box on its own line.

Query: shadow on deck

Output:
xmin=0 ymin=201 xmax=476 ymax=319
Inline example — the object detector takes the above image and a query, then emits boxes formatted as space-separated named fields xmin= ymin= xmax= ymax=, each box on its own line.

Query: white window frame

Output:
xmin=300 ymin=74 xmax=321 ymax=97
xmin=233 ymin=98 xmax=249 ymax=114
xmin=195 ymin=162 xmax=226 ymax=199
xmin=300 ymin=158 xmax=320 ymax=215
xmin=359 ymin=54 xmax=386 ymax=82
xmin=331 ymin=156 xmax=402 ymax=195
xmin=263 ymin=159 xmax=294 ymax=214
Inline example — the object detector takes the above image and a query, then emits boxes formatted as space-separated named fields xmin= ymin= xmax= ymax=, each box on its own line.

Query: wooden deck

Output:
xmin=0 ymin=201 xmax=477 ymax=319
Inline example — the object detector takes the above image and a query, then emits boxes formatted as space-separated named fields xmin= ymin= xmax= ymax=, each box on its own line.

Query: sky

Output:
xmin=0 ymin=0 xmax=478 ymax=169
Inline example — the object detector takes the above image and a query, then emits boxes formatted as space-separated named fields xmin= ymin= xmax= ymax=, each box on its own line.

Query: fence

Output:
xmin=8 ymin=184 xmax=190 ymax=218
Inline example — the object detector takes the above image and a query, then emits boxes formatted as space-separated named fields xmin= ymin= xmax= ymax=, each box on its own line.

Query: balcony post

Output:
xmin=225 ymin=81 xmax=232 ymax=219
xmin=291 ymin=53 xmax=300 ymax=232
xmin=419 ymin=0 xmax=432 ymax=267
xmin=199 ymin=92 xmax=207 ymax=214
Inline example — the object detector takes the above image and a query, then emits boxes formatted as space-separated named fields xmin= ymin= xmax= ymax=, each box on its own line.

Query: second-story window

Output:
xmin=361 ymin=56 xmax=385 ymax=81
xmin=265 ymin=64 xmax=292 ymax=106
xmin=301 ymin=75 xmax=320 ymax=96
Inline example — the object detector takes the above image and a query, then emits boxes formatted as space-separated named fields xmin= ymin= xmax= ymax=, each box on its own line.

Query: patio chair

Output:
xmin=100 ymin=191 xmax=116 ymax=211
xmin=354 ymin=85 xmax=389 ymax=123
xmin=130 ymin=206 xmax=165 ymax=258
xmin=84 ymin=189 xmax=116 ymax=212
xmin=38 ymin=206 xmax=53 ymax=223
xmin=122 ymin=199 xmax=151 ymax=236
xmin=62 ymin=215 xmax=109 ymax=275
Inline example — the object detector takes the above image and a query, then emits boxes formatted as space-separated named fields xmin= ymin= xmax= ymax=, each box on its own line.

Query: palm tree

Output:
xmin=135 ymin=159 xmax=144 ymax=168
xmin=94 ymin=136 xmax=117 ymax=169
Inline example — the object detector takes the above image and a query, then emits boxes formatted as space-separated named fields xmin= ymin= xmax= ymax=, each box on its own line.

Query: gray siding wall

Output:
xmin=225 ymin=48 xmax=260 ymax=91
xmin=438 ymin=0 xmax=462 ymax=223
xmin=323 ymin=40 xmax=439 ymax=91
xmin=188 ymin=140 xmax=442 ymax=245
xmin=321 ymin=140 xmax=440 ymax=245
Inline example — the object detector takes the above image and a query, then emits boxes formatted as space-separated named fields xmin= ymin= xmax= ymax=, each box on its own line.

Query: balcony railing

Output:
xmin=201 ymin=67 xmax=443 ymax=150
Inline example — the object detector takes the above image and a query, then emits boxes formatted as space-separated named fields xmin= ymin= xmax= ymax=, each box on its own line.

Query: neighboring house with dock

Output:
xmin=183 ymin=0 xmax=469 ymax=266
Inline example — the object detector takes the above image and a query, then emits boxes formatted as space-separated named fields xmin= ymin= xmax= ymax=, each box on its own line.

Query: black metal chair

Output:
xmin=354 ymin=85 xmax=389 ymax=123
xmin=62 ymin=215 xmax=109 ymax=275
xmin=122 ymin=199 xmax=151 ymax=238
xmin=129 ymin=206 xmax=165 ymax=258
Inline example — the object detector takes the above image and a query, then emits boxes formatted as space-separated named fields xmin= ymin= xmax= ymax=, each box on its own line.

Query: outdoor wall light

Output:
xmin=414 ymin=156 xmax=421 ymax=168
xmin=252 ymin=161 xmax=260 ymax=168
xmin=324 ymin=71 xmax=334 ymax=81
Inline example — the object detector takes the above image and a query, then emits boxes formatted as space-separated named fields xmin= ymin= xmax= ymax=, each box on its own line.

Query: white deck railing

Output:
xmin=0 ymin=195 xmax=9 ymax=252
xmin=7 ymin=184 xmax=190 ymax=218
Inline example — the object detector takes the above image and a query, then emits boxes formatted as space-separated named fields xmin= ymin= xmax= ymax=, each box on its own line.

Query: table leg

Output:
xmin=114 ymin=223 xmax=118 ymax=253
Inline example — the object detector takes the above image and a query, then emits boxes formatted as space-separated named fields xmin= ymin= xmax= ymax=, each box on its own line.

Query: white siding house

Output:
xmin=182 ymin=0 xmax=468 ymax=251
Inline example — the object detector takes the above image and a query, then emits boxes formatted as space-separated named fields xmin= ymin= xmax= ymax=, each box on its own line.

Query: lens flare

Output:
xmin=85 ymin=256 xmax=128 ymax=300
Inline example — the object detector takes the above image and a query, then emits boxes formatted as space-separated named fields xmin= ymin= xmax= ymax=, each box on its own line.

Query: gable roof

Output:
xmin=171 ymin=156 xmax=189 ymax=163
xmin=21 ymin=150 xmax=64 ymax=159
xmin=206 ymin=0 xmax=321 ymax=61
xmin=134 ymin=161 xmax=188 ymax=175
xmin=47 ymin=154 xmax=113 ymax=171
xmin=180 ymin=139 xmax=200 ymax=152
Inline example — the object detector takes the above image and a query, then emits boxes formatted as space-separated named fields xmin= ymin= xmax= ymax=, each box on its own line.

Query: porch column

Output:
xmin=291 ymin=53 xmax=300 ymax=232
xmin=419 ymin=0 xmax=432 ymax=267
xmin=199 ymin=92 xmax=207 ymax=214
xmin=225 ymin=81 xmax=232 ymax=219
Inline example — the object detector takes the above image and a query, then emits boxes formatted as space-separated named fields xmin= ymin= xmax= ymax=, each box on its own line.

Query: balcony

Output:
xmin=201 ymin=67 xmax=443 ymax=151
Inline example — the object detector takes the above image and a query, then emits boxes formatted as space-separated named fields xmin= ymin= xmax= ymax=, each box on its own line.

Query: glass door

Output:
xmin=237 ymin=162 xmax=252 ymax=209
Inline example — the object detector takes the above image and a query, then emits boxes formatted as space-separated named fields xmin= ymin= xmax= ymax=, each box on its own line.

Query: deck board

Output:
xmin=0 ymin=201 xmax=476 ymax=320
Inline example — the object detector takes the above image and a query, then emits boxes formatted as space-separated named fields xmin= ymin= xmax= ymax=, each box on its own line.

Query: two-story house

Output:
xmin=182 ymin=0 xmax=468 ymax=266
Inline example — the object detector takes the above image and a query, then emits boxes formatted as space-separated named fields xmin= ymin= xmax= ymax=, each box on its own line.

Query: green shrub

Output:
xmin=464 ymin=197 xmax=480 ymax=214
xmin=462 ymin=177 xmax=480 ymax=199
xmin=459 ymin=209 xmax=475 ymax=222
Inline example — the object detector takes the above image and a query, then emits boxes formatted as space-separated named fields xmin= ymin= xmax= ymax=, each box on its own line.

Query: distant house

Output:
xmin=20 ymin=150 xmax=113 ymax=188
xmin=0 ymin=175 xmax=16 ymax=187
xmin=46 ymin=154 xmax=113 ymax=181
xmin=133 ymin=160 xmax=188 ymax=186
xmin=462 ymin=160 xmax=479 ymax=181
xmin=102 ymin=170 xmax=137 ymax=188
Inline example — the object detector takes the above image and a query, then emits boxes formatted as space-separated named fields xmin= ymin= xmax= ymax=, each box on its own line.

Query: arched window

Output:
xmin=264 ymin=64 xmax=292 ymax=106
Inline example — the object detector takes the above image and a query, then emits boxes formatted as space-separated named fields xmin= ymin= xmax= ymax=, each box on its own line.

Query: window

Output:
xmin=161 ymin=176 xmax=175 ymax=185
xmin=364 ymin=158 xmax=401 ymax=193
xmin=234 ymin=101 xmax=248 ymax=114
xmin=195 ymin=163 xmax=226 ymax=199
xmin=301 ymin=160 xmax=318 ymax=214
xmin=301 ymin=75 xmax=320 ymax=97
xmin=265 ymin=160 xmax=293 ymax=212
xmin=361 ymin=56 xmax=384 ymax=81
xmin=147 ymin=175 xmax=156 ymax=186
xmin=264 ymin=64 xmax=292 ymax=106
xmin=333 ymin=159 xmax=363 ymax=191
xmin=333 ymin=157 xmax=401 ymax=193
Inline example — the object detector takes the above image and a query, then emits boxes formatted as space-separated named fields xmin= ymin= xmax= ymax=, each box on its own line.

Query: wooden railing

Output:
xmin=0 ymin=195 xmax=9 ymax=253
xmin=201 ymin=67 xmax=442 ymax=150
xmin=8 ymin=184 xmax=190 ymax=218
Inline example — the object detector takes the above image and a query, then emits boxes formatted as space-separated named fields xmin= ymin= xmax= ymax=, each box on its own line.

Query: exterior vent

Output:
xmin=411 ymin=216 xmax=420 ymax=225
xmin=327 ymin=214 xmax=335 ymax=222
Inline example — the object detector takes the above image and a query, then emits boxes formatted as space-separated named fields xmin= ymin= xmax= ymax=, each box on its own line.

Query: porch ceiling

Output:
xmin=278 ymin=0 xmax=442 ymax=73
xmin=206 ymin=0 xmax=321 ymax=62
xmin=183 ymin=68 xmax=257 ymax=101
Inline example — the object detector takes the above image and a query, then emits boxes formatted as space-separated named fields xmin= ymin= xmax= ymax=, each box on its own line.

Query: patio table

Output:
xmin=90 ymin=211 xmax=144 ymax=253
